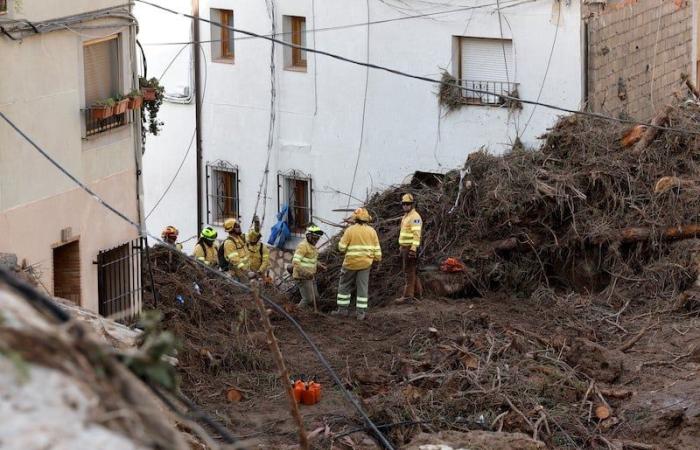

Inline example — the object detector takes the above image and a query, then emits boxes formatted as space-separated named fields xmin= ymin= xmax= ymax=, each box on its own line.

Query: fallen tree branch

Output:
xmin=631 ymin=106 xmax=672 ymax=154
xmin=616 ymin=323 xmax=657 ymax=353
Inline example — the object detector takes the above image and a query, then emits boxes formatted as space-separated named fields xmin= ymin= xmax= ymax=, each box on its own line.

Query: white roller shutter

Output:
xmin=460 ymin=37 xmax=513 ymax=82
xmin=83 ymin=36 xmax=119 ymax=106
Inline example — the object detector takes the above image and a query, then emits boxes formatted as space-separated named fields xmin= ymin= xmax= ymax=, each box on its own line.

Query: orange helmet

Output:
xmin=161 ymin=225 xmax=179 ymax=240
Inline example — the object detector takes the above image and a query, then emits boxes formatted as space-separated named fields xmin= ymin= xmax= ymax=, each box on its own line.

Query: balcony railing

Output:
xmin=82 ymin=108 xmax=131 ymax=138
xmin=460 ymin=80 xmax=520 ymax=107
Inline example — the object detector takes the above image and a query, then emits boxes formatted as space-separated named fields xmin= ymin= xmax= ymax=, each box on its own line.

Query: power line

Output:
xmin=0 ymin=110 xmax=395 ymax=450
xmin=139 ymin=0 xmax=534 ymax=46
xmin=135 ymin=0 xmax=700 ymax=136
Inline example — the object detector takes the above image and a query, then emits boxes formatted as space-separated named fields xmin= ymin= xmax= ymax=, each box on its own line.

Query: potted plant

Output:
xmin=139 ymin=77 xmax=165 ymax=141
xmin=113 ymin=94 xmax=130 ymax=115
xmin=140 ymin=77 xmax=161 ymax=101
xmin=127 ymin=89 xmax=143 ymax=110
xmin=90 ymin=98 xmax=115 ymax=120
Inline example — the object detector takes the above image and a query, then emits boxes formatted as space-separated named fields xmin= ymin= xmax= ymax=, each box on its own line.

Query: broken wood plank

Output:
xmin=631 ymin=106 xmax=672 ymax=154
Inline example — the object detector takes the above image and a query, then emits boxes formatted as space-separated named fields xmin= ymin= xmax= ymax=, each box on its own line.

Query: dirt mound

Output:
xmin=317 ymin=103 xmax=700 ymax=303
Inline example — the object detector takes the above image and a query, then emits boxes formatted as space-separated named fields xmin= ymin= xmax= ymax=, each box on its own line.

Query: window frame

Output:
xmin=0 ymin=0 xmax=8 ymax=15
xmin=206 ymin=160 xmax=240 ymax=225
xmin=283 ymin=15 xmax=307 ymax=71
xmin=455 ymin=36 xmax=519 ymax=107
xmin=277 ymin=170 xmax=313 ymax=235
xmin=211 ymin=8 xmax=235 ymax=63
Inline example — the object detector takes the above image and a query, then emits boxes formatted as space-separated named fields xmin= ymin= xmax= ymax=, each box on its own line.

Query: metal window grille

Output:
xmin=83 ymin=108 xmax=131 ymax=137
xmin=460 ymin=80 xmax=520 ymax=106
xmin=277 ymin=170 xmax=312 ymax=235
xmin=206 ymin=160 xmax=239 ymax=224
xmin=97 ymin=238 xmax=144 ymax=322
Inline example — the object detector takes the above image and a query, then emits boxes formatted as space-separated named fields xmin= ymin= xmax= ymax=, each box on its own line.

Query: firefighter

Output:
xmin=222 ymin=218 xmax=249 ymax=281
xmin=246 ymin=228 xmax=270 ymax=278
xmin=161 ymin=225 xmax=183 ymax=251
xmin=193 ymin=226 xmax=218 ymax=267
xmin=293 ymin=224 xmax=324 ymax=309
xmin=334 ymin=208 xmax=381 ymax=321
xmin=396 ymin=193 xmax=423 ymax=302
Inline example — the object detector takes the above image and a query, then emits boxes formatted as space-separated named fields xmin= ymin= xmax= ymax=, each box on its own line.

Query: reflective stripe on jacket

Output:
xmin=399 ymin=208 xmax=422 ymax=251
xmin=338 ymin=223 xmax=381 ymax=270
xmin=292 ymin=240 xmax=318 ymax=280
xmin=193 ymin=242 xmax=218 ymax=266
xmin=247 ymin=242 xmax=270 ymax=273
xmin=224 ymin=235 xmax=249 ymax=270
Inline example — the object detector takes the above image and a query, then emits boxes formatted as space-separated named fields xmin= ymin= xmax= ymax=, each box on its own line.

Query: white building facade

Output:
xmin=138 ymin=0 xmax=583 ymax=249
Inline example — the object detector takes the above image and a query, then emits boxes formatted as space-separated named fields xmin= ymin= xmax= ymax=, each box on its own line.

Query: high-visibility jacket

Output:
xmin=223 ymin=235 xmax=249 ymax=271
xmin=399 ymin=208 xmax=422 ymax=251
xmin=292 ymin=239 xmax=318 ymax=280
xmin=193 ymin=241 xmax=218 ymax=266
xmin=247 ymin=242 xmax=270 ymax=273
xmin=338 ymin=223 xmax=382 ymax=270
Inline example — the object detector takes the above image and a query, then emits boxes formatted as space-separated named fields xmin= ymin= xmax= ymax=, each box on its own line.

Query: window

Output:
xmin=211 ymin=8 xmax=234 ymax=62
xmin=456 ymin=37 xmax=517 ymax=106
xmin=97 ymin=238 xmax=144 ymax=323
xmin=278 ymin=172 xmax=312 ymax=234
xmin=207 ymin=161 xmax=239 ymax=224
xmin=0 ymin=0 xmax=7 ymax=14
xmin=83 ymin=35 xmax=127 ymax=136
xmin=283 ymin=16 xmax=307 ymax=70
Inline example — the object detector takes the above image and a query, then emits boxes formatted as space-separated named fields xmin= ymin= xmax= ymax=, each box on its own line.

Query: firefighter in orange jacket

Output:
xmin=333 ymin=208 xmax=381 ymax=320
xmin=396 ymin=193 xmax=423 ymax=302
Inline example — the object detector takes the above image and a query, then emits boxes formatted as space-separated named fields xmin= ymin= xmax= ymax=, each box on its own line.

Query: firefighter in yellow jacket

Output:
xmin=334 ymin=208 xmax=381 ymax=320
xmin=397 ymin=193 xmax=423 ymax=302
xmin=246 ymin=229 xmax=270 ymax=277
xmin=293 ymin=224 xmax=324 ymax=308
xmin=192 ymin=226 xmax=218 ymax=267
xmin=222 ymin=218 xmax=249 ymax=280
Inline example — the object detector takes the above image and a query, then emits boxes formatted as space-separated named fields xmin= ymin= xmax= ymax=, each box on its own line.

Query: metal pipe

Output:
xmin=193 ymin=0 xmax=204 ymax=233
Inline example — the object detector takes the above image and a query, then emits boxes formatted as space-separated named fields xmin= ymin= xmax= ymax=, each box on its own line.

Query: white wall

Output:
xmin=136 ymin=0 xmax=583 ymax=248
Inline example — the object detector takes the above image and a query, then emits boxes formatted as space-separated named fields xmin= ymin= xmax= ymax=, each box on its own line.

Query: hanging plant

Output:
xmin=139 ymin=77 xmax=165 ymax=142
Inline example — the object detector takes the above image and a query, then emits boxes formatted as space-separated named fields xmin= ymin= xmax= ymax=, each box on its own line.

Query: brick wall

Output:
xmin=586 ymin=0 xmax=694 ymax=120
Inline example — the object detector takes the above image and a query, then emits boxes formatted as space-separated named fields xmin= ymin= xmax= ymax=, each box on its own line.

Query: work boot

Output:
xmin=356 ymin=309 xmax=367 ymax=321
xmin=331 ymin=306 xmax=349 ymax=317
xmin=393 ymin=296 xmax=415 ymax=305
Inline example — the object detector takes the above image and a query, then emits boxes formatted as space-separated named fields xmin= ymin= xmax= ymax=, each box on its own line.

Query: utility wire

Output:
xmin=139 ymin=0 xmax=533 ymax=46
xmin=0 ymin=111 xmax=395 ymax=450
xmin=135 ymin=0 xmax=700 ymax=136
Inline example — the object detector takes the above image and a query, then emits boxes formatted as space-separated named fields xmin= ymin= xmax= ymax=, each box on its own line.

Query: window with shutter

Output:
xmin=283 ymin=16 xmax=307 ymax=71
xmin=457 ymin=37 xmax=517 ymax=106
xmin=83 ymin=36 xmax=120 ymax=107
xmin=206 ymin=162 xmax=239 ymax=224
xmin=280 ymin=175 xmax=311 ymax=234
xmin=211 ymin=8 xmax=234 ymax=62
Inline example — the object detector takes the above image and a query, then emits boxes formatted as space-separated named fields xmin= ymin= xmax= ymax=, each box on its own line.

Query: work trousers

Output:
xmin=229 ymin=268 xmax=249 ymax=283
xmin=297 ymin=279 xmax=320 ymax=307
xmin=337 ymin=267 xmax=370 ymax=310
xmin=400 ymin=246 xmax=423 ymax=299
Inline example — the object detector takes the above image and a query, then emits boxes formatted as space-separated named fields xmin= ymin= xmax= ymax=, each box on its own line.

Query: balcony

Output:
xmin=82 ymin=107 xmax=131 ymax=138
xmin=460 ymin=80 xmax=521 ymax=108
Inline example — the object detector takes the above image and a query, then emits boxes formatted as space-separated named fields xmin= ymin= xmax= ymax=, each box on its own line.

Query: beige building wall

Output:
xmin=0 ymin=3 xmax=141 ymax=313
xmin=585 ymin=0 xmax=694 ymax=120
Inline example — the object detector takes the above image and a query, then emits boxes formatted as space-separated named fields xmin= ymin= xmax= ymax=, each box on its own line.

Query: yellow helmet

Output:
xmin=306 ymin=224 xmax=323 ymax=235
xmin=401 ymin=193 xmax=415 ymax=203
xmin=223 ymin=218 xmax=239 ymax=232
xmin=352 ymin=208 xmax=371 ymax=222
xmin=247 ymin=229 xmax=261 ymax=242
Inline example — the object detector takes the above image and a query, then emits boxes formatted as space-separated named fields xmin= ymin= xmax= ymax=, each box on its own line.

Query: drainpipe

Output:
xmin=193 ymin=0 xmax=204 ymax=233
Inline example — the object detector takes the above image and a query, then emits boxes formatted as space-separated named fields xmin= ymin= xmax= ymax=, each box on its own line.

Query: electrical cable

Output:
xmin=134 ymin=0 xmax=700 ymax=136
xmin=520 ymin=0 xmax=560 ymax=136
xmin=139 ymin=0 xmax=534 ymax=46
xmin=346 ymin=0 xmax=372 ymax=209
xmin=145 ymin=44 xmax=208 ymax=220
xmin=0 ymin=110 xmax=396 ymax=450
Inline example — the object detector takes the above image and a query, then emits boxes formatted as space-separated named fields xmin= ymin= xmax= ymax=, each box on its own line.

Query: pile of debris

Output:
xmin=318 ymin=101 xmax=700 ymax=304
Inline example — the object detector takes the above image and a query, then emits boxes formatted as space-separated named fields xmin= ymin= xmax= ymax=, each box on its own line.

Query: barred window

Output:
xmin=278 ymin=172 xmax=312 ymax=234
xmin=456 ymin=36 xmax=518 ymax=106
xmin=206 ymin=161 xmax=239 ymax=224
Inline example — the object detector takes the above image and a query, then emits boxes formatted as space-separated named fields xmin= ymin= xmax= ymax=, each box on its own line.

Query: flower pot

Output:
xmin=113 ymin=98 xmax=129 ymax=115
xmin=90 ymin=105 xmax=114 ymax=120
xmin=128 ymin=95 xmax=143 ymax=110
xmin=142 ymin=87 xmax=156 ymax=101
